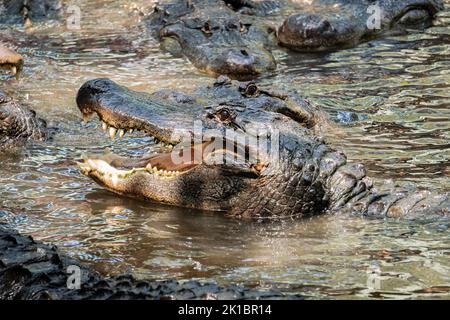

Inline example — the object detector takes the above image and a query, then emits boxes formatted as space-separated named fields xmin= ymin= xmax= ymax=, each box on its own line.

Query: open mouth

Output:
xmin=76 ymin=82 xmax=264 ymax=184
xmin=77 ymin=112 xmax=216 ymax=179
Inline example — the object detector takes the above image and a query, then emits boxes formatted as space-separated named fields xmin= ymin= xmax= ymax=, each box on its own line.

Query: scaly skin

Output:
xmin=147 ymin=0 xmax=277 ymax=79
xmin=0 ymin=90 xmax=47 ymax=150
xmin=76 ymin=78 xmax=449 ymax=219
xmin=278 ymin=0 xmax=445 ymax=51
xmin=0 ymin=0 xmax=61 ymax=24
xmin=0 ymin=225 xmax=291 ymax=299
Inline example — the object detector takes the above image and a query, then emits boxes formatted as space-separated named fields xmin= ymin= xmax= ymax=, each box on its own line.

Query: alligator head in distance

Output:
xmin=278 ymin=0 xmax=445 ymax=52
xmin=147 ymin=0 xmax=277 ymax=80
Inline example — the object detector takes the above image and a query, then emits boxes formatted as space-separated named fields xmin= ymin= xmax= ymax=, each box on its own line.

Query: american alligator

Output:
xmin=76 ymin=78 xmax=449 ymax=219
xmin=0 ymin=0 xmax=61 ymax=24
xmin=147 ymin=0 xmax=277 ymax=79
xmin=278 ymin=0 xmax=445 ymax=52
xmin=0 ymin=225 xmax=290 ymax=299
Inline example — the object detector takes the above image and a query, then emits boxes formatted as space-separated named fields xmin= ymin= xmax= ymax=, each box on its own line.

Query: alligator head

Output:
xmin=147 ymin=0 xmax=277 ymax=80
xmin=0 ymin=0 xmax=61 ymax=24
xmin=77 ymin=78 xmax=449 ymax=219
xmin=0 ymin=91 xmax=47 ymax=149
xmin=278 ymin=0 xmax=445 ymax=52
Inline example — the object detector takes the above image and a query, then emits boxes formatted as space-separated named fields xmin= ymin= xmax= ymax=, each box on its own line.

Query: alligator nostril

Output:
xmin=240 ymin=49 xmax=249 ymax=56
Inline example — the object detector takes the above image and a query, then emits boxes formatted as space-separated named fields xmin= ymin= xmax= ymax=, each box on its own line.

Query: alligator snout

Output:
xmin=205 ymin=46 xmax=276 ymax=80
xmin=278 ymin=13 xmax=343 ymax=52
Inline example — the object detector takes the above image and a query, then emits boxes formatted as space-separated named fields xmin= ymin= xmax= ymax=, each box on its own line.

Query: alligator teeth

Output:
xmin=109 ymin=127 xmax=117 ymax=140
xmin=128 ymin=129 xmax=134 ymax=134
xmin=118 ymin=129 xmax=125 ymax=139
xmin=11 ymin=66 xmax=17 ymax=76
xmin=102 ymin=121 xmax=108 ymax=131
xmin=83 ymin=113 xmax=92 ymax=123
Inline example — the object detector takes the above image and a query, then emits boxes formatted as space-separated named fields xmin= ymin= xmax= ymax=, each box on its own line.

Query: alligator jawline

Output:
xmin=78 ymin=114 xmax=262 ymax=180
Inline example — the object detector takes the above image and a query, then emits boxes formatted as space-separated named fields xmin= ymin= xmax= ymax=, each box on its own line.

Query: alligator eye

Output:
xmin=240 ymin=83 xmax=260 ymax=97
xmin=217 ymin=108 xmax=232 ymax=122
xmin=201 ymin=22 xmax=212 ymax=35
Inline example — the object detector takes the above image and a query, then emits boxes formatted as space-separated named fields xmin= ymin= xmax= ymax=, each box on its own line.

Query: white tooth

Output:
xmin=83 ymin=114 xmax=91 ymax=123
xmin=118 ymin=129 xmax=125 ymax=139
xmin=11 ymin=66 xmax=17 ymax=75
xmin=102 ymin=122 xmax=108 ymax=131
xmin=109 ymin=127 xmax=117 ymax=140
xmin=128 ymin=129 xmax=134 ymax=134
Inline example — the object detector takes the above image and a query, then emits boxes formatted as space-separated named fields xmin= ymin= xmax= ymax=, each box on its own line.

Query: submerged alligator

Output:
xmin=146 ymin=0 xmax=444 ymax=77
xmin=76 ymin=78 xmax=449 ymax=219
xmin=278 ymin=0 xmax=445 ymax=52
xmin=0 ymin=225 xmax=288 ymax=299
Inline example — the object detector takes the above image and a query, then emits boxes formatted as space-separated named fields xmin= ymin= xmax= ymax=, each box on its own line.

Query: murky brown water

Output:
xmin=0 ymin=0 xmax=449 ymax=299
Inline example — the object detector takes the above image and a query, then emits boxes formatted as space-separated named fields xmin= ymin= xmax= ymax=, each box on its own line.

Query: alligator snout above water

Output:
xmin=147 ymin=0 xmax=277 ymax=79
xmin=76 ymin=78 xmax=449 ymax=219
xmin=278 ymin=0 xmax=445 ymax=52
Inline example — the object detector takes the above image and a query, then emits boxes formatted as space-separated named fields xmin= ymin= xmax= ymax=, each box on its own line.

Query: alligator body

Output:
xmin=0 ymin=90 xmax=47 ymax=150
xmin=0 ymin=225 xmax=290 ymax=299
xmin=76 ymin=78 xmax=449 ymax=219
xmin=0 ymin=0 xmax=61 ymax=24
xmin=147 ymin=0 xmax=277 ymax=79
xmin=278 ymin=0 xmax=445 ymax=52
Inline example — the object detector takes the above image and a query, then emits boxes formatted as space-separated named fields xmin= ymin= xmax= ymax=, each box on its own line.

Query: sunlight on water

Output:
xmin=0 ymin=0 xmax=449 ymax=299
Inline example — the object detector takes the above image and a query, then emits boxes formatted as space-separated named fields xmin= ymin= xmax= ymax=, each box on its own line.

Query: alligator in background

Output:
xmin=147 ymin=0 xmax=278 ymax=79
xmin=76 ymin=78 xmax=449 ymax=219
xmin=0 ymin=0 xmax=61 ymax=25
xmin=146 ymin=0 xmax=444 ymax=77
xmin=0 ymin=225 xmax=290 ymax=299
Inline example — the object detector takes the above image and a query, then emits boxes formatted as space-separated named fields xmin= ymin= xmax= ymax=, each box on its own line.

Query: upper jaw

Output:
xmin=76 ymin=78 xmax=203 ymax=145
